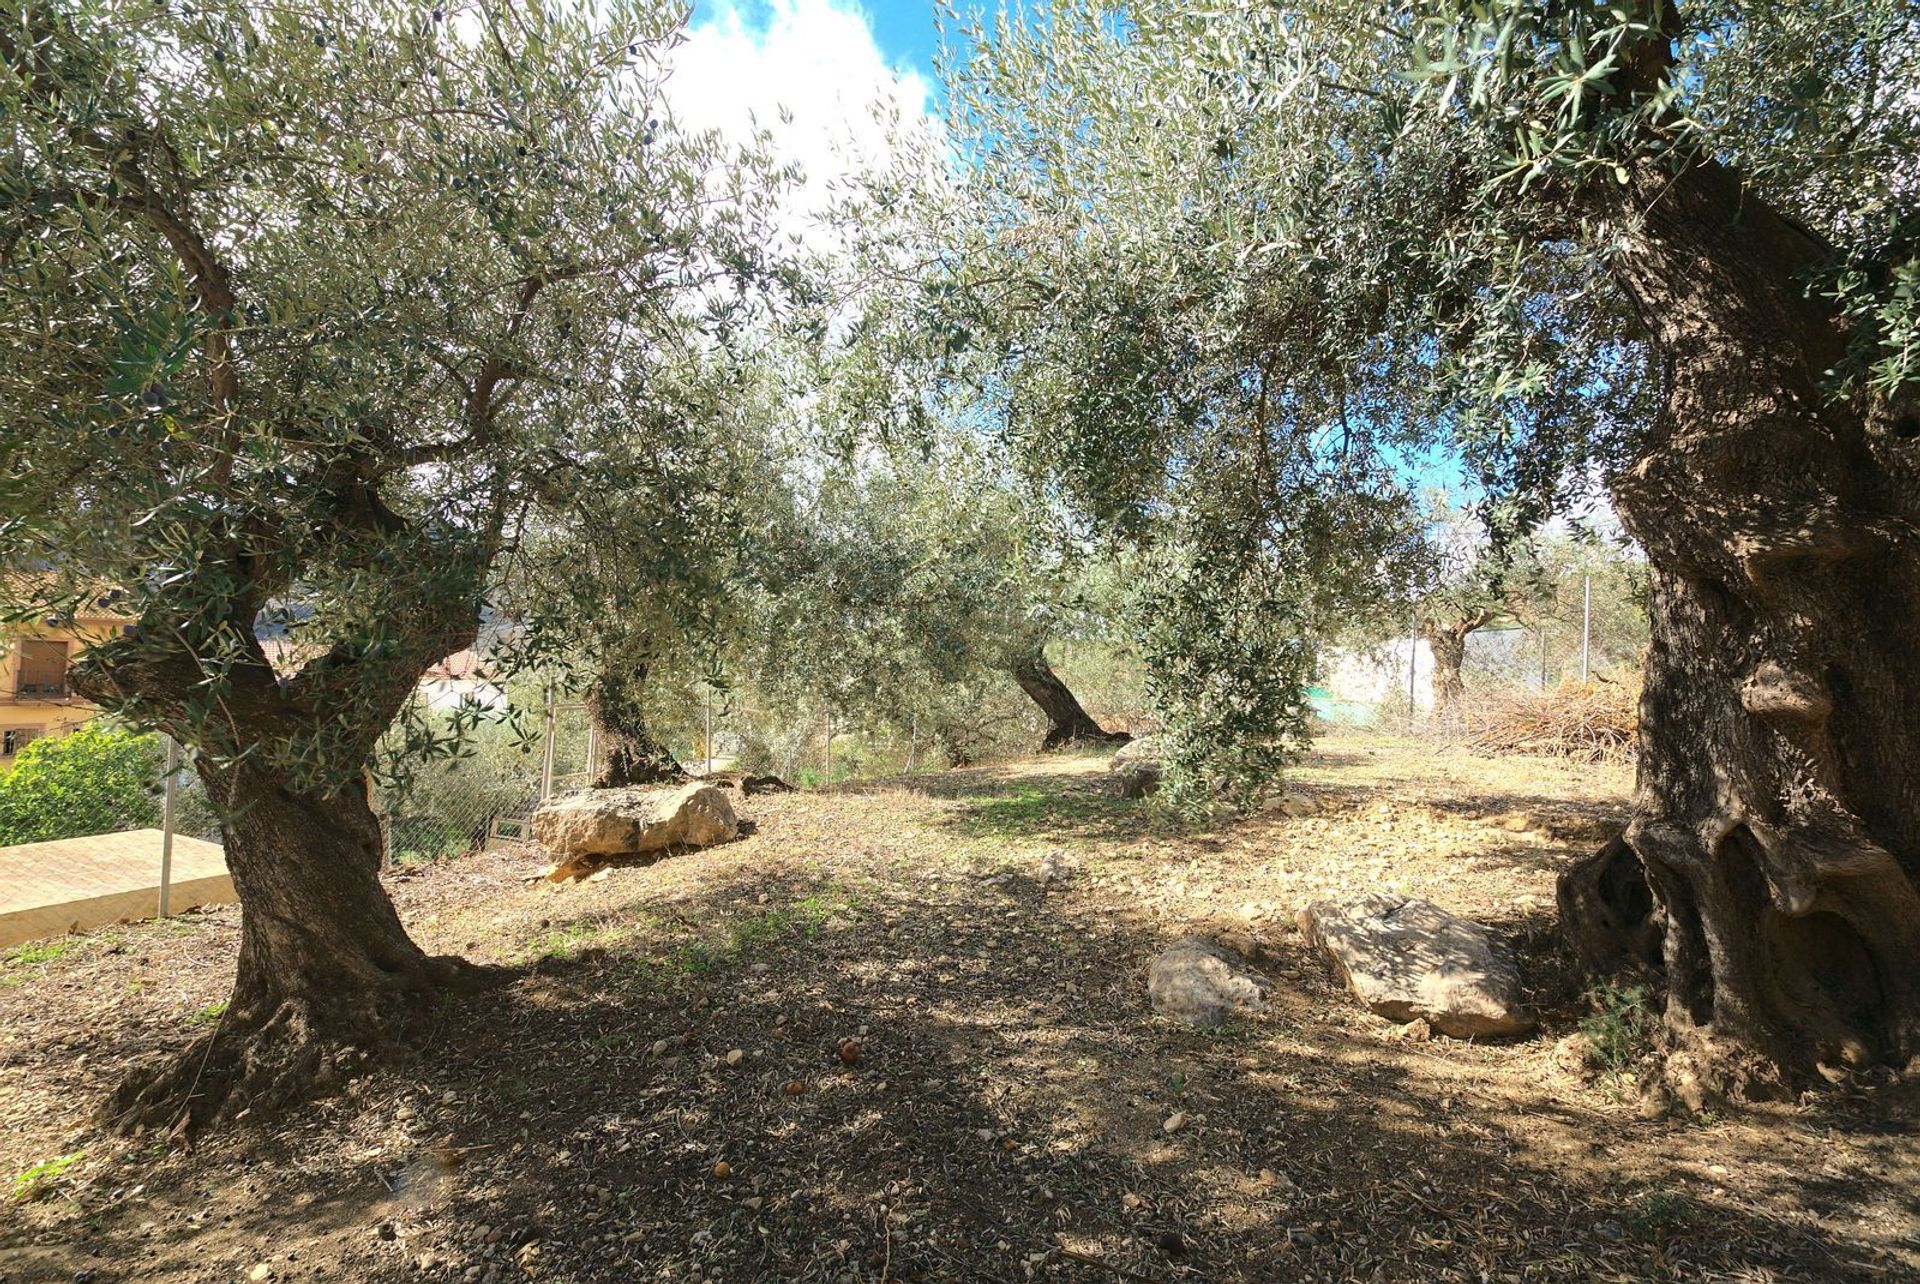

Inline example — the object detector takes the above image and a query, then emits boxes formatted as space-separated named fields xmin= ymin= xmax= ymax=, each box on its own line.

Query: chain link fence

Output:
xmin=1316 ymin=615 xmax=1644 ymax=730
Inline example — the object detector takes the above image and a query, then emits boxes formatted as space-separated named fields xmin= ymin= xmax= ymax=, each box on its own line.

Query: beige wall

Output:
xmin=0 ymin=614 xmax=128 ymax=764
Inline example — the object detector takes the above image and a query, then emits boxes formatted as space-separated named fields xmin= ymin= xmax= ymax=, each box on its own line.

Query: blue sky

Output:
xmin=691 ymin=1 xmax=945 ymax=79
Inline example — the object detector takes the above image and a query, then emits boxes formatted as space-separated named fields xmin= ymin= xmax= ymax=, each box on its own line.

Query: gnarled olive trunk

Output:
xmin=586 ymin=664 xmax=685 ymax=787
xmin=1009 ymin=645 xmax=1129 ymax=751
xmin=106 ymin=760 xmax=477 ymax=1130
xmin=71 ymin=564 xmax=497 ymax=1130
xmin=1419 ymin=615 xmax=1482 ymax=718
xmin=1558 ymin=158 xmax=1920 ymax=1097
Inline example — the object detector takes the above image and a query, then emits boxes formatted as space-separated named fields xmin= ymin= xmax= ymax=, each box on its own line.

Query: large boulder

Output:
xmin=532 ymin=781 xmax=739 ymax=880
xmin=1148 ymin=934 xmax=1272 ymax=1028
xmin=1108 ymin=734 xmax=1164 ymax=798
xmin=1297 ymin=894 xmax=1535 ymax=1038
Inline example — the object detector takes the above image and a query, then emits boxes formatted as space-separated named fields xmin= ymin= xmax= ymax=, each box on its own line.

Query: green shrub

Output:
xmin=1579 ymin=980 xmax=1658 ymax=1075
xmin=0 ymin=725 xmax=160 ymax=844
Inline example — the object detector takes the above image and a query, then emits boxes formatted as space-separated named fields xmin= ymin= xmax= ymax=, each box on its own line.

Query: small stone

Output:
xmin=711 ymin=1161 xmax=732 ymax=1179
xmin=1120 ymin=1193 xmax=1143 ymax=1211
xmin=838 ymin=1040 xmax=861 ymax=1066
xmin=650 ymin=1039 xmax=669 ymax=1056
xmin=782 ymin=1080 xmax=805 ymax=1095
xmin=248 ymin=1267 xmax=274 ymax=1283
xmin=725 ymin=1048 xmax=745 ymax=1068
xmin=1149 ymin=935 xmax=1272 ymax=1028
xmin=1162 ymin=1111 xmax=1188 ymax=1135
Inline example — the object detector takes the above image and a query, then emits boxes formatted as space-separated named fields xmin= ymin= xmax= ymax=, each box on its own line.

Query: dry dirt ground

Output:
xmin=3 ymin=734 xmax=1917 ymax=1284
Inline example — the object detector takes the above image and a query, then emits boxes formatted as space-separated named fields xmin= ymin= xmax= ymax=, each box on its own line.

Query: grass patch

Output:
xmin=1627 ymin=1187 xmax=1699 ymax=1238
xmin=727 ymin=891 xmax=851 ymax=954
xmin=490 ymin=1070 xmax=533 ymax=1103
xmin=957 ymin=780 xmax=1135 ymax=842
xmin=522 ymin=918 xmax=628 ymax=965
xmin=189 ymin=998 xmax=229 ymax=1026
xmin=4 ymin=938 xmax=76 ymax=967
xmin=10 ymin=1152 xmax=82 ymax=1202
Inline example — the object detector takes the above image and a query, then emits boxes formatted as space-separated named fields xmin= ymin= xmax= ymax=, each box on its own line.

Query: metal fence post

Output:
xmin=1581 ymin=573 xmax=1593 ymax=682
xmin=1406 ymin=607 xmax=1418 ymax=727
xmin=824 ymin=708 xmax=833 ymax=787
xmin=539 ymin=683 xmax=557 ymax=801
xmin=704 ymin=684 xmax=713 ymax=776
xmin=157 ymin=735 xmax=179 ymax=917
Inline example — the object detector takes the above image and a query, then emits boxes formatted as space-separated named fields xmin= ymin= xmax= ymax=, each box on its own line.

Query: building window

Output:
xmin=2 ymin=728 xmax=39 ymax=757
xmin=14 ymin=640 xmax=69 ymax=698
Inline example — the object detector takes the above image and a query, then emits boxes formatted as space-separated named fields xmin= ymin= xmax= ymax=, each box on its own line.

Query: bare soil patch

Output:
xmin=3 ymin=734 xmax=1916 ymax=1282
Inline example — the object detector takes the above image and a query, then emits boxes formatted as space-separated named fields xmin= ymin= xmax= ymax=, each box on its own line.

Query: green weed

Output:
xmin=10 ymin=1152 xmax=82 ymax=1202
xmin=490 ymin=1071 xmax=532 ymax=1103
xmin=1627 ymin=1187 xmax=1697 ymax=1238
xmin=4 ymin=939 xmax=76 ymax=966
xmin=1579 ymin=980 xmax=1657 ymax=1076
xmin=189 ymin=998 xmax=229 ymax=1026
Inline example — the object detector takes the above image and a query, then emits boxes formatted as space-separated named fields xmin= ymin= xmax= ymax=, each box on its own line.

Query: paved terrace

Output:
xmin=0 ymin=829 xmax=232 ymax=950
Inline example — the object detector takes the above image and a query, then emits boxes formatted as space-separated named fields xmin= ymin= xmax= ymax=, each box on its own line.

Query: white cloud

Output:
xmin=666 ymin=0 xmax=940 ymax=238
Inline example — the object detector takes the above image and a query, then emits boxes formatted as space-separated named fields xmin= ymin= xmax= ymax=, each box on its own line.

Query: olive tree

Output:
xmin=0 ymin=0 xmax=793 ymax=1125
xmin=741 ymin=439 xmax=1127 ymax=764
xmin=938 ymin=0 xmax=1919 ymax=1094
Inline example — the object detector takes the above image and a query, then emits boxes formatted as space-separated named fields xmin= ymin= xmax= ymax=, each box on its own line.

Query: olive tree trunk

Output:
xmin=104 ymin=759 xmax=476 ymax=1129
xmin=1009 ymin=646 xmax=1129 ymax=751
xmin=1558 ymin=157 xmax=1920 ymax=1099
xmin=1419 ymin=612 xmax=1489 ymax=719
xmin=586 ymin=664 xmax=685 ymax=787
xmin=73 ymin=589 xmax=495 ymax=1130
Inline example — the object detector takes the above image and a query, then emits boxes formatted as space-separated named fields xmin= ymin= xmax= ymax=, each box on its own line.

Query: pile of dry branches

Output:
xmin=1458 ymin=679 xmax=1640 ymax=763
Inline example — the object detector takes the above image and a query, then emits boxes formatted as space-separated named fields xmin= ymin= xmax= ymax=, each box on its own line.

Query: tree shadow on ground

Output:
xmin=16 ymin=854 xmax=1915 ymax=1284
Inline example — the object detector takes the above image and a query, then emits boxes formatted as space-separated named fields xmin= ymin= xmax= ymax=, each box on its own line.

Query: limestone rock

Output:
xmin=1148 ymin=934 xmax=1271 ymax=1028
xmin=532 ymin=781 xmax=738 ymax=879
xmin=1108 ymin=737 xmax=1165 ymax=798
xmin=1297 ymin=894 xmax=1534 ymax=1038
xmin=1108 ymin=735 xmax=1164 ymax=773
xmin=1261 ymin=788 xmax=1322 ymax=818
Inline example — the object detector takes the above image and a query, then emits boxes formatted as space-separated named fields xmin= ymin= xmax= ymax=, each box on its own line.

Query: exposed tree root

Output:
xmin=102 ymin=956 xmax=504 ymax=1135
xmin=1560 ymin=819 xmax=1920 ymax=1109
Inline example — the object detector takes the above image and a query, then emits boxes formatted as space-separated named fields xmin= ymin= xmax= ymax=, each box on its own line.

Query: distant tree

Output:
xmin=493 ymin=352 xmax=793 ymax=788
xmin=741 ymin=441 xmax=1128 ymax=764
xmin=0 ymin=725 xmax=160 ymax=844
xmin=0 ymin=0 xmax=795 ymax=1126
xmin=1408 ymin=497 xmax=1527 ymax=717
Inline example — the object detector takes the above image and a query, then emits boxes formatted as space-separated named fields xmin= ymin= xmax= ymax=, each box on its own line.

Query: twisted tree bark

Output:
xmin=586 ymin=663 xmax=685 ymax=787
xmin=103 ymin=760 xmax=484 ymax=1130
xmin=1008 ymin=645 xmax=1129 ymax=751
xmin=73 ymin=584 xmax=497 ymax=1130
xmin=1420 ymin=609 xmax=1493 ymax=719
xmin=1558 ymin=155 xmax=1920 ymax=1098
